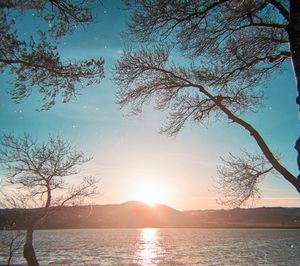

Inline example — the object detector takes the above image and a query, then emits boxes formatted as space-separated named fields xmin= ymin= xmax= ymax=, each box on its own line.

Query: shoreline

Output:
xmin=1 ymin=226 xmax=300 ymax=231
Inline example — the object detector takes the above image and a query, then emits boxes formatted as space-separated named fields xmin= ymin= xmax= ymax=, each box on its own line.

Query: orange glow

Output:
xmin=135 ymin=228 xmax=163 ymax=264
xmin=133 ymin=182 xmax=169 ymax=207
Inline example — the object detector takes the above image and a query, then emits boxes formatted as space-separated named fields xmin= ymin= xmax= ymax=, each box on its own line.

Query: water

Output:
xmin=0 ymin=228 xmax=299 ymax=265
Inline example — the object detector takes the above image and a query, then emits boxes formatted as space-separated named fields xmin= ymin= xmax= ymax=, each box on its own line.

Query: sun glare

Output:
xmin=134 ymin=182 xmax=168 ymax=207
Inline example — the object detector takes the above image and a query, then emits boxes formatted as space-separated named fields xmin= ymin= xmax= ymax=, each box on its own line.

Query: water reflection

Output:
xmin=135 ymin=228 xmax=164 ymax=265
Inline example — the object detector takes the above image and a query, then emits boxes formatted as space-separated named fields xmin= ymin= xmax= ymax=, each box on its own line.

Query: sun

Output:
xmin=133 ymin=182 xmax=168 ymax=207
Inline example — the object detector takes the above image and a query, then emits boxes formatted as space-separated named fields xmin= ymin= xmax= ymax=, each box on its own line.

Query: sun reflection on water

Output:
xmin=135 ymin=228 xmax=164 ymax=265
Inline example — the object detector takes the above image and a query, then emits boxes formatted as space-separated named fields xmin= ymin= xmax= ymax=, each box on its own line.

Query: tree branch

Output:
xmin=267 ymin=0 xmax=290 ymax=21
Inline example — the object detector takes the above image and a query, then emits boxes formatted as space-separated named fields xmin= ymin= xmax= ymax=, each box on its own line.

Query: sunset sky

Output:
xmin=0 ymin=0 xmax=299 ymax=210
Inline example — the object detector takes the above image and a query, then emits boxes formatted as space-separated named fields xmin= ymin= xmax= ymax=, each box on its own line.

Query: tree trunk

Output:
xmin=195 ymin=85 xmax=300 ymax=193
xmin=23 ymin=226 xmax=39 ymax=266
xmin=287 ymin=0 xmax=300 ymax=178
xmin=23 ymin=186 xmax=50 ymax=265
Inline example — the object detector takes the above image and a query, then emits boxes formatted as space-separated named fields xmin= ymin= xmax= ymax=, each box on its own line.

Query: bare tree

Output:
xmin=0 ymin=0 xmax=104 ymax=110
xmin=216 ymin=151 xmax=274 ymax=207
xmin=0 ymin=133 xmax=98 ymax=265
xmin=114 ymin=0 xmax=300 ymax=206
xmin=5 ymin=230 xmax=24 ymax=266
xmin=0 ymin=193 xmax=24 ymax=266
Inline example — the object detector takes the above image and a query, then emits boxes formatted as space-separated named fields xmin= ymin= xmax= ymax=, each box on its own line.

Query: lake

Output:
xmin=0 ymin=228 xmax=299 ymax=265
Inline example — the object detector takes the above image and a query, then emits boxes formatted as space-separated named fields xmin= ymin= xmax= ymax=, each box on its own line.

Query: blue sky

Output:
xmin=0 ymin=0 xmax=299 ymax=210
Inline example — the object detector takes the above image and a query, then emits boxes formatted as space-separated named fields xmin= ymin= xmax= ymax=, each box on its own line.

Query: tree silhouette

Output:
xmin=114 ymin=0 xmax=300 ymax=205
xmin=0 ymin=133 xmax=98 ymax=265
xmin=0 ymin=0 xmax=104 ymax=110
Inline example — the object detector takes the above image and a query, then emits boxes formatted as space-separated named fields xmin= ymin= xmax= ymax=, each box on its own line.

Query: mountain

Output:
xmin=183 ymin=207 xmax=300 ymax=227
xmin=1 ymin=201 xmax=300 ymax=229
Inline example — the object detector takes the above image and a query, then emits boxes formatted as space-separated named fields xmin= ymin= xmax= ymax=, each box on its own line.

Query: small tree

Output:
xmin=2 ymin=226 xmax=24 ymax=266
xmin=7 ymin=233 xmax=23 ymax=266
xmin=0 ymin=133 xmax=98 ymax=265
xmin=114 ymin=0 xmax=300 ymax=205
xmin=0 ymin=0 xmax=104 ymax=110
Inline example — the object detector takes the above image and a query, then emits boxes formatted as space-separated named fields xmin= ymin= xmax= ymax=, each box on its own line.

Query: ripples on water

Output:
xmin=0 ymin=228 xmax=299 ymax=265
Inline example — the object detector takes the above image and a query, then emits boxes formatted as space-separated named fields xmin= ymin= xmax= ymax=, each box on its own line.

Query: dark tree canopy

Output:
xmin=0 ymin=0 xmax=104 ymax=110
xmin=125 ymin=0 xmax=291 ymax=90
xmin=115 ymin=0 xmax=300 ymax=206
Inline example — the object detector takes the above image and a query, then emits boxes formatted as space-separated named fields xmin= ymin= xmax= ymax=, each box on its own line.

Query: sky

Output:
xmin=0 ymin=0 xmax=299 ymax=210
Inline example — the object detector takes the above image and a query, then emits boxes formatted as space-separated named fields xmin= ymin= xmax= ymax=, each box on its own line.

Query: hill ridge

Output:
xmin=1 ymin=201 xmax=300 ymax=229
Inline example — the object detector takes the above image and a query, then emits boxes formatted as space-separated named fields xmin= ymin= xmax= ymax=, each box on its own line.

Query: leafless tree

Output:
xmin=114 ymin=0 xmax=300 ymax=206
xmin=0 ymin=0 xmax=104 ymax=110
xmin=0 ymin=193 xmax=24 ymax=266
xmin=216 ymin=151 xmax=274 ymax=207
xmin=4 ymin=230 xmax=24 ymax=266
xmin=0 ymin=133 xmax=99 ymax=265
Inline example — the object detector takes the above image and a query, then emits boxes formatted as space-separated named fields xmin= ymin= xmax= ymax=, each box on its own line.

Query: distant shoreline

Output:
xmin=1 ymin=202 xmax=300 ymax=230
xmin=2 ymin=226 xmax=300 ymax=231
